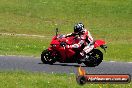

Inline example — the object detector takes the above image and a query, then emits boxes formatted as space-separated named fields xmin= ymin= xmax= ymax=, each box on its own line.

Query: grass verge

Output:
xmin=0 ymin=71 xmax=131 ymax=88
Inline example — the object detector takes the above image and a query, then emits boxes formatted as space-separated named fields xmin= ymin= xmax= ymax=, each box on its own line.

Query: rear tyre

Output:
xmin=41 ymin=49 xmax=56 ymax=64
xmin=83 ymin=49 xmax=103 ymax=67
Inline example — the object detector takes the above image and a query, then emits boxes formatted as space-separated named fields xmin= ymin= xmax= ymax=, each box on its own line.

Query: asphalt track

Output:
xmin=0 ymin=56 xmax=132 ymax=77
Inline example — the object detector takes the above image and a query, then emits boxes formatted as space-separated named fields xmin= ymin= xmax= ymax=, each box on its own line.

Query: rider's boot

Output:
xmin=79 ymin=51 xmax=86 ymax=61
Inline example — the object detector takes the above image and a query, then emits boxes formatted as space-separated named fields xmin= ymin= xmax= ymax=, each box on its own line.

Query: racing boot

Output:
xmin=79 ymin=51 xmax=87 ymax=62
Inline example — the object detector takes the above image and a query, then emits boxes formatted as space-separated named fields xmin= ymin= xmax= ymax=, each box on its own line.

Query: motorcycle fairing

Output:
xmin=94 ymin=40 xmax=105 ymax=48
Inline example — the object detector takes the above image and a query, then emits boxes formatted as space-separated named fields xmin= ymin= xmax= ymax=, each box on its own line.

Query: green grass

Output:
xmin=0 ymin=71 xmax=131 ymax=88
xmin=0 ymin=0 xmax=132 ymax=61
xmin=0 ymin=35 xmax=50 ymax=57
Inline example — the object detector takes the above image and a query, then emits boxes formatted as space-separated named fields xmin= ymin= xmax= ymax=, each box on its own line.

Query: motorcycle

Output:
xmin=41 ymin=28 xmax=107 ymax=67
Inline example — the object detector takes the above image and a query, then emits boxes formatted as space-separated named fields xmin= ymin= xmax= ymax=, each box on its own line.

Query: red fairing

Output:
xmin=52 ymin=36 xmax=57 ymax=40
xmin=66 ymin=49 xmax=75 ymax=58
xmin=51 ymin=40 xmax=60 ymax=45
xmin=48 ymin=47 xmax=52 ymax=51
xmin=94 ymin=40 xmax=106 ymax=48
xmin=50 ymin=36 xmax=60 ymax=45
xmin=64 ymin=36 xmax=75 ymax=45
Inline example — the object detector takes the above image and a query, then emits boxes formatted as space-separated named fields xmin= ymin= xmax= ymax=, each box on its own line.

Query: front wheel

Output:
xmin=41 ymin=49 xmax=56 ymax=64
xmin=83 ymin=49 xmax=103 ymax=67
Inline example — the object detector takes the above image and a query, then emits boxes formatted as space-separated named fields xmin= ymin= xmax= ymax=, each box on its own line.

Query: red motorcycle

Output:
xmin=41 ymin=28 xmax=107 ymax=67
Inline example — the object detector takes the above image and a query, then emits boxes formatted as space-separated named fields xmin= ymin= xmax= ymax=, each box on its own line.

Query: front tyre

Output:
xmin=41 ymin=49 xmax=55 ymax=64
xmin=83 ymin=49 xmax=103 ymax=67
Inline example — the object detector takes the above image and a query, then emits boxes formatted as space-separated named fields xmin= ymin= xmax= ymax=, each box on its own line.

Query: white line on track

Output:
xmin=109 ymin=61 xmax=116 ymax=62
xmin=0 ymin=55 xmax=39 ymax=59
xmin=0 ymin=33 xmax=46 ymax=38
xmin=127 ymin=62 xmax=132 ymax=64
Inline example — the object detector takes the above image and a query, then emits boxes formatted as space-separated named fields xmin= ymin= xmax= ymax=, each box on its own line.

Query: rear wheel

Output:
xmin=41 ymin=49 xmax=56 ymax=64
xmin=83 ymin=49 xmax=103 ymax=67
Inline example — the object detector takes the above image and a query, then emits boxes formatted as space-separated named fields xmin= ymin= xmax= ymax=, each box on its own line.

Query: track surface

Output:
xmin=0 ymin=56 xmax=132 ymax=76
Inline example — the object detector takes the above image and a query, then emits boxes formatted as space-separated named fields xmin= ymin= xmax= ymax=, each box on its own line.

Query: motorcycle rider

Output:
xmin=65 ymin=23 xmax=94 ymax=60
